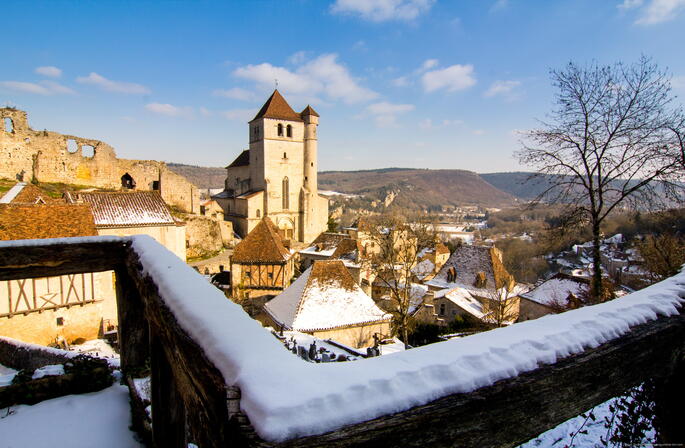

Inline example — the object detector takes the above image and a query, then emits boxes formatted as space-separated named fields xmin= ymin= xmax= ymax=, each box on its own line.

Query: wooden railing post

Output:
xmin=115 ymin=266 xmax=149 ymax=374
xmin=150 ymin=324 xmax=187 ymax=448
xmin=654 ymin=354 xmax=685 ymax=444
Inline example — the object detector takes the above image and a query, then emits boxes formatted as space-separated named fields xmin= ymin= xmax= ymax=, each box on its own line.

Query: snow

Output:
xmin=125 ymin=235 xmax=684 ymax=442
xmin=132 ymin=376 xmax=151 ymax=401
xmin=0 ymin=364 xmax=17 ymax=386
xmin=299 ymin=245 xmax=336 ymax=256
xmin=378 ymin=338 xmax=406 ymax=356
xmin=31 ymin=364 xmax=65 ymax=379
xmin=442 ymin=287 xmax=485 ymax=319
xmin=412 ymin=258 xmax=435 ymax=279
xmin=318 ymin=190 xmax=360 ymax=198
xmin=0 ymin=235 xmax=124 ymax=249
xmin=280 ymin=331 xmax=361 ymax=361
xmin=0 ymin=182 xmax=26 ymax=203
xmin=69 ymin=339 xmax=120 ymax=367
xmin=522 ymin=277 xmax=587 ymax=306
xmin=0 ymin=384 xmax=143 ymax=448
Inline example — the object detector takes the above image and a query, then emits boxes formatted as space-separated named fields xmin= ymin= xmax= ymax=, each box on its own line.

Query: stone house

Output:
xmin=213 ymin=90 xmax=328 ymax=243
xmin=412 ymin=243 xmax=451 ymax=282
xmin=230 ymin=217 xmax=294 ymax=304
xmin=0 ymin=203 xmax=117 ymax=346
xmin=0 ymin=108 xmax=199 ymax=213
xmin=67 ymin=191 xmax=187 ymax=261
xmin=518 ymin=273 xmax=589 ymax=321
xmin=298 ymin=232 xmax=353 ymax=269
xmin=263 ymin=260 xmax=391 ymax=349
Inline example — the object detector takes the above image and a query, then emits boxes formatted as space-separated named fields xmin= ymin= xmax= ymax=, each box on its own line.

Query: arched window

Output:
xmin=121 ymin=173 xmax=136 ymax=189
xmin=282 ymin=177 xmax=289 ymax=209
xmin=286 ymin=124 xmax=292 ymax=137
xmin=277 ymin=123 xmax=283 ymax=136
xmin=256 ymin=209 xmax=261 ymax=218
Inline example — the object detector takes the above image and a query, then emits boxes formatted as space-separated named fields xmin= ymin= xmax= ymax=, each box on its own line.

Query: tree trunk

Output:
xmin=591 ymin=218 xmax=604 ymax=303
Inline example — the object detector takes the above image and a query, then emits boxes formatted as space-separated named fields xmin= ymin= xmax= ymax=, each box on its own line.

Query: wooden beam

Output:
xmin=0 ymin=240 xmax=129 ymax=281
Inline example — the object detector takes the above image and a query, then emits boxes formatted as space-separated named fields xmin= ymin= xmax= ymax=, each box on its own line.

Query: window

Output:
xmin=283 ymin=152 xmax=287 ymax=159
xmin=439 ymin=304 xmax=446 ymax=316
xmin=66 ymin=139 xmax=78 ymax=154
xmin=277 ymin=123 xmax=284 ymax=136
xmin=286 ymin=124 xmax=292 ymax=137
xmin=256 ymin=209 xmax=261 ymax=218
xmin=282 ymin=177 xmax=289 ymax=209
xmin=152 ymin=180 xmax=160 ymax=191
xmin=3 ymin=117 xmax=13 ymax=133
xmin=56 ymin=317 xmax=64 ymax=326
xmin=121 ymin=173 xmax=136 ymax=189
xmin=81 ymin=145 xmax=95 ymax=158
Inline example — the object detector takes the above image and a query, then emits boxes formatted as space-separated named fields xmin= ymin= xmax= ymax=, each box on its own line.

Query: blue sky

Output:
xmin=2 ymin=0 xmax=684 ymax=173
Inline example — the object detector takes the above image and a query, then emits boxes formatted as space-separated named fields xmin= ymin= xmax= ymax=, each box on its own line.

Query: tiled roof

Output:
xmin=264 ymin=260 xmax=390 ymax=332
xmin=431 ymin=245 xmax=514 ymax=292
xmin=300 ymin=105 xmax=319 ymax=118
xmin=226 ymin=150 xmax=250 ymax=169
xmin=251 ymin=90 xmax=303 ymax=122
xmin=73 ymin=191 xmax=176 ymax=227
xmin=0 ymin=182 xmax=52 ymax=204
xmin=232 ymin=217 xmax=290 ymax=263
xmin=0 ymin=204 xmax=97 ymax=240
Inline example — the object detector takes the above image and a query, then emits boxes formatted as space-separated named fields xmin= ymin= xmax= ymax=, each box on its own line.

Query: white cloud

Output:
xmin=288 ymin=51 xmax=308 ymax=65
xmin=233 ymin=53 xmax=377 ymax=104
xmin=77 ymin=72 xmax=150 ymax=94
xmin=222 ymin=109 xmax=257 ymax=122
xmin=490 ymin=0 xmax=509 ymax=12
xmin=0 ymin=80 xmax=74 ymax=95
xmin=635 ymin=0 xmax=685 ymax=24
xmin=365 ymin=101 xmax=414 ymax=127
xmin=145 ymin=103 xmax=192 ymax=117
xmin=213 ymin=87 xmax=255 ymax=101
xmin=392 ymin=76 xmax=410 ymax=87
xmin=618 ymin=0 xmax=644 ymax=9
xmin=419 ymin=118 xmax=463 ymax=129
xmin=422 ymin=64 xmax=477 ymax=93
xmin=35 ymin=66 xmax=62 ymax=78
xmin=484 ymin=80 xmax=522 ymax=100
xmin=331 ymin=0 xmax=435 ymax=22
xmin=419 ymin=59 xmax=439 ymax=72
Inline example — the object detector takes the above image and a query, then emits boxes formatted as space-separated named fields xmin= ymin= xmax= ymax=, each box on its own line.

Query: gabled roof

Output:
xmin=300 ymin=105 xmax=319 ymax=118
xmin=232 ymin=217 xmax=290 ymax=264
xmin=520 ymin=273 xmax=589 ymax=307
xmin=264 ymin=260 xmax=390 ymax=332
xmin=251 ymin=90 xmax=303 ymax=122
xmin=73 ymin=191 xmax=176 ymax=227
xmin=429 ymin=245 xmax=515 ymax=293
xmin=0 ymin=204 xmax=97 ymax=240
xmin=226 ymin=150 xmax=250 ymax=169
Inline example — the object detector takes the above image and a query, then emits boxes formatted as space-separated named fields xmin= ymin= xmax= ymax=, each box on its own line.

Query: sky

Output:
xmin=2 ymin=0 xmax=684 ymax=173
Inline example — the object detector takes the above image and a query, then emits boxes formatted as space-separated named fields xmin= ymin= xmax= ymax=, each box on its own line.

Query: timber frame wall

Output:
xmin=0 ymin=236 xmax=683 ymax=448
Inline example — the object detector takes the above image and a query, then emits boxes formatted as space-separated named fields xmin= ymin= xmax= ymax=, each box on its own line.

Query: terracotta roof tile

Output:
xmin=232 ymin=217 xmax=290 ymax=263
xmin=251 ymin=90 xmax=303 ymax=122
xmin=226 ymin=150 xmax=250 ymax=169
xmin=300 ymin=105 xmax=319 ymax=118
xmin=73 ymin=191 xmax=176 ymax=227
xmin=0 ymin=204 xmax=97 ymax=240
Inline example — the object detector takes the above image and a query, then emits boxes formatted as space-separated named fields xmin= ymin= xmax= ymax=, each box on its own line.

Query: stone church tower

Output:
xmin=214 ymin=90 xmax=329 ymax=243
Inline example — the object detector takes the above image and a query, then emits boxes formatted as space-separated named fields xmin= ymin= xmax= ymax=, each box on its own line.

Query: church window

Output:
xmin=256 ymin=209 xmax=261 ymax=218
xmin=277 ymin=123 xmax=284 ymax=136
xmin=286 ymin=124 xmax=292 ymax=137
xmin=282 ymin=177 xmax=289 ymax=209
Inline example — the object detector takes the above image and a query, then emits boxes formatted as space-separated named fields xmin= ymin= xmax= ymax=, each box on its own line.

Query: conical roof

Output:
xmin=251 ymin=90 xmax=303 ymax=122
xmin=264 ymin=260 xmax=390 ymax=332
xmin=300 ymin=105 xmax=319 ymax=118
xmin=232 ymin=217 xmax=291 ymax=263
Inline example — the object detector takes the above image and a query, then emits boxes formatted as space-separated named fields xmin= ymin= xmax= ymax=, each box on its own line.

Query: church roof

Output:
xmin=251 ymin=90 xmax=303 ymax=122
xmin=264 ymin=260 xmax=390 ymax=332
xmin=0 ymin=203 xmax=97 ymax=240
xmin=300 ymin=105 xmax=319 ymax=117
xmin=232 ymin=217 xmax=291 ymax=264
xmin=226 ymin=150 xmax=250 ymax=169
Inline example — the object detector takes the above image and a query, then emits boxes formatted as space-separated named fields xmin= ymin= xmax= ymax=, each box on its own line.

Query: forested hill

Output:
xmin=319 ymin=168 xmax=516 ymax=209
xmin=167 ymin=163 xmax=226 ymax=189
xmin=479 ymin=172 xmax=552 ymax=200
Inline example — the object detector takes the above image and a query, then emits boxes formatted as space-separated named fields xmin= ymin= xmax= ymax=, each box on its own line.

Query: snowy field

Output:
xmin=0 ymin=384 xmax=143 ymax=448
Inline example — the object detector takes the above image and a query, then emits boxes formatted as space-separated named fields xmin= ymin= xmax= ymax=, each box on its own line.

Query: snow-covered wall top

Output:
xmin=4 ymin=235 xmax=682 ymax=443
xmin=128 ymin=235 xmax=684 ymax=442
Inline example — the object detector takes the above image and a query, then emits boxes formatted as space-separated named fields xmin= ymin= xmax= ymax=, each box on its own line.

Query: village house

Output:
xmin=230 ymin=217 xmax=294 ymax=305
xmin=412 ymin=242 xmax=451 ymax=282
xmin=298 ymin=232 xmax=353 ymax=269
xmin=518 ymin=273 xmax=589 ymax=321
xmin=214 ymin=90 xmax=328 ymax=243
xmin=263 ymin=260 xmax=391 ymax=349
xmin=66 ymin=190 xmax=187 ymax=260
xmin=0 ymin=203 xmax=117 ymax=346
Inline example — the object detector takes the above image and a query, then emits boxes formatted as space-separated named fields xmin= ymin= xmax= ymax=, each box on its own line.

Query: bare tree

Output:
xmin=517 ymin=56 xmax=685 ymax=301
xmin=638 ymin=233 xmax=685 ymax=282
xmin=361 ymin=215 xmax=437 ymax=347
xmin=481 ymin=279 xmax=519 ymax=327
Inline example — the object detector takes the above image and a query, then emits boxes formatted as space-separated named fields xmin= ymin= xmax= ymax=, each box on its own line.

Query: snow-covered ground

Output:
xmin=70 ymin=339 xmax=120 ymax=368
xmin=0 ymin=364 xmax=17 ymax=387
xmin=0 ymin=384 xmax=143 ymax=448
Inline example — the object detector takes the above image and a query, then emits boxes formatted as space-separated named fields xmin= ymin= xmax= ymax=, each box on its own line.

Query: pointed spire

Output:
xmin=300 ymin=105 xmax=319 ymax=118
xmin=251 ymin=90 xmax=303 ymax=122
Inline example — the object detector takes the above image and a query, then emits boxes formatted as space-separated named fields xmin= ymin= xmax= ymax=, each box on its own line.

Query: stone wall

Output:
xmin=0 ymin=108 xmax=199 ymax=213
xmin=184 ymin=215 xmax=233 ymax=259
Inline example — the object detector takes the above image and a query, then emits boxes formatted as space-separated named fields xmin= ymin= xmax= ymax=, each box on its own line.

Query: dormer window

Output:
xmin=286 ymin=124 xmax=292 ymax=138
xmin=277 ymin=123 xmax=284 ymax=136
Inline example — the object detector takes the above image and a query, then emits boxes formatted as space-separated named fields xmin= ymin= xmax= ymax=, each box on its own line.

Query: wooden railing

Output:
xmin=0 ymin=236 xmax=683 ymax=448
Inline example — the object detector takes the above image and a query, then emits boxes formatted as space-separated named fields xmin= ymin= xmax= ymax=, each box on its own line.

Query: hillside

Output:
xmin=167 ymin=163 xmax=226 ymax=189
xmin=319 ymin=168 xmax=515 ymax=210
xmin=479 ymin=172 xmax=550 ymax=200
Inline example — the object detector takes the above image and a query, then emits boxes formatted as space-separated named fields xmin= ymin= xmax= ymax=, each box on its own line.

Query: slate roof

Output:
xmin=520 ymin=273 xmax=589 ymax=307
xmin=429 ymin=245 xmax=514 ymax=293
xmin=264 ymin=260 xmax=390 ymax=332
xmin=300 ymin=105 xmax=319 ymax=118
xmin=73 ymin=191 xmax=176 ymax=228
xmin=226 ymin=150 xmax=250 ymax=169
xmin=0 ymin=204 xmax=97 ymax=240
xmin=251 ymin=90 xmax=303 ymax=122
xmin=232 ymin=217 xmax=290 ymax=264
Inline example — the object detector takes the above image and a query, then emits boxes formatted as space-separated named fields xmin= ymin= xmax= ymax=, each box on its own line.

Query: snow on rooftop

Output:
xmin=442 ymin=287 xmax=485 ymax=319
xmin=0 ymin=182 xmax=26 ymax=203
xmin=521 ymin=276 xmax=588 ymax=306
xmin=98 ymin=235 xmax=685 ymax=442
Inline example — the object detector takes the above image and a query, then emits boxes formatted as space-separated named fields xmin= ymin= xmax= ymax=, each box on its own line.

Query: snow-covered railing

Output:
xmin=1 ymin=236 xmax=684 ymax=448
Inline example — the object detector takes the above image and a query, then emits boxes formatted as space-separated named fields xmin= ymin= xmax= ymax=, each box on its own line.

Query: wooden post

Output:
xmin=115 ymin=266 xmax=149 ymax=374
xmin=654 ymin=353 xmax=685 ymax=444
xmin=150 ymin=325 xmax=187 ymax=448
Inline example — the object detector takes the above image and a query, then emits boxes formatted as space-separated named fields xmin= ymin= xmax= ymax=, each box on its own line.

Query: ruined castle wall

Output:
xmin=0 ymin=108 xmax=199 ymax=213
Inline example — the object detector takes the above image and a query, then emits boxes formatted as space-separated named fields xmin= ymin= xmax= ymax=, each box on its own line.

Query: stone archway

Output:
xmin=277 ymin=217 xmax=294 ymax=240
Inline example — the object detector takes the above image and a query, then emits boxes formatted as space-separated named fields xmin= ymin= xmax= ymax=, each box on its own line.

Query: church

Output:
xmin=214 ymin=90 xmax=329 ymax=243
